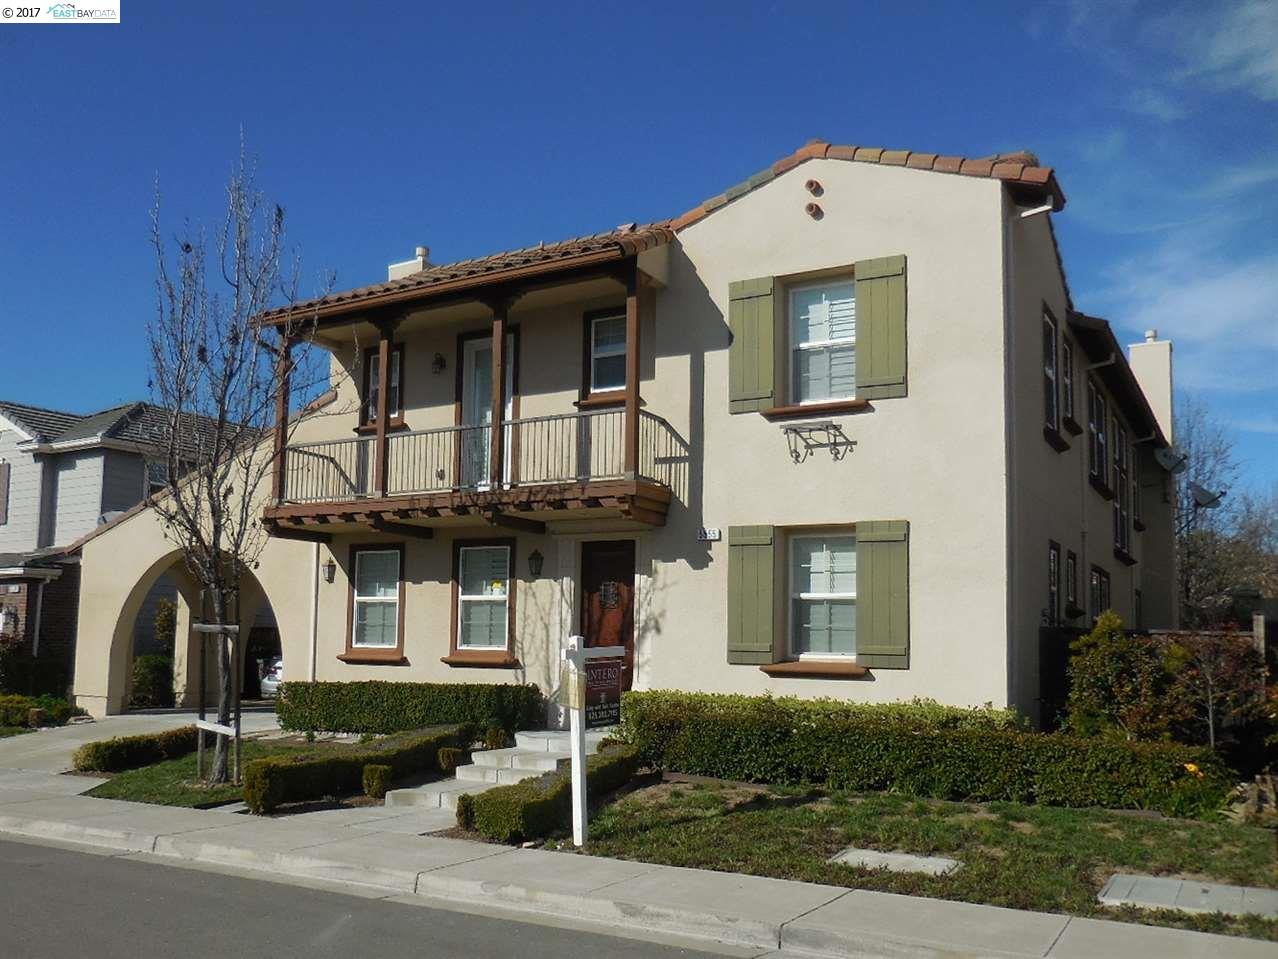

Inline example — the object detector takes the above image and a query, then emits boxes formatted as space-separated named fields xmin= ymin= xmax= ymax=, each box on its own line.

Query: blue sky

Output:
xmin=2 ymin=1 xmax=1275 ymax=489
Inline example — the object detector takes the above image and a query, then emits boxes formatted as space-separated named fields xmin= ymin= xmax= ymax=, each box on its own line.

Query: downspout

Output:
xmin=308 ymin=542 xmax=319 ymax=682
xmin=1000 ymin=191 xmax=1018 ymax=712
xmin=31 ymin=580 xmax=46 ymax=658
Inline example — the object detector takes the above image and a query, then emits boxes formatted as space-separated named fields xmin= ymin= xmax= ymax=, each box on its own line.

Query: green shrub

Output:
xmin=455 ymin=792 xmax=476 ymax=831
xmin=276 ymin=681 xmax=542 ymax=735
xmin=242 ymin=725 xmax=468 ymax=814
xmin=621 ymin=690 xmax=1231 ymax=819
xmin=362 ymin=764 xmax=393 ymax=799
xmin=153 ymin=599 xmax=177 ymax=656
xmin=438 ymin=746 xmax=465 ymax=774
xmin=72 ymin=725 xmax=199 ymax=772
xmin=471 ymin=745 xmax=639 ymax=842
xmin=484 ymin=726 xmax=509 ymax=751
xmin=0 ymin=693 xmax=82 ymax=727
xmin=129 ymin=655 xmax=175 ymax=710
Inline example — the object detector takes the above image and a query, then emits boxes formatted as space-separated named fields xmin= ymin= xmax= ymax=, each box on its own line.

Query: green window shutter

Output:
xmin=727 ymin=525 xmax=776 ymax=664
xmin=855 ymin=255 xmax=907 ymax=400
xmin=856 ymin=520 xmax=909 ymax=668
xmin=728 ymin=277 xmax=777 ymax=413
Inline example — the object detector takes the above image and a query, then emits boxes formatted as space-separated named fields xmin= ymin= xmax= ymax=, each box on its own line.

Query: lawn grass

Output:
xmin=558 ymin=781 xmax=1278 ymax=941
xmin=85 ymin=740 xmax=319 ymax=807
xmin=0 ymin=727 xmax=31 ymax=739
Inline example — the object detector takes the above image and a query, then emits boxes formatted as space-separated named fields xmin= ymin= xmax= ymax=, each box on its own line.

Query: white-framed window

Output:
xmin=457 ymin=545 xmax=510 ymax=649
xmin=364 ymin=345 xmax=403 ymax=423
xmin=1043 ymin=312 xmax=1059 ymax=430
xmin=1062 ymin=340 xmax=1075 ymax=422
xmin=789 ymin=533 xmax=857 ymax=657
xmin=789 ymin=280 xmax=856 ymax=404
xmin=145 ymin=459 xmax=167 ymax=498
xmin=1088 ymin=381 xmax=1109 ymax=484
xmin=351 ymin=548 xmax=400 ymax=648
xmin=589 ymin=314 xmax=627 ymax=393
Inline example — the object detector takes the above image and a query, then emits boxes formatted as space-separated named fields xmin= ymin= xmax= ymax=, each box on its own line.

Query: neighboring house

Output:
xmin=0 ymin=400 xmax=212 ymax=694
xmin=70 ymin=140 xmax=1178 ymax=725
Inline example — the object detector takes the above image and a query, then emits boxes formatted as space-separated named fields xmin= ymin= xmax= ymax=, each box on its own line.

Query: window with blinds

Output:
xmin=789 ymin=280 xmax=856 ymax=403
xmin=790 ymin=534 xmax=857 ymax=657
xmin=351 ymin=549 xmax=400 ymax=648
xmin=457 ymin=545 xmax=510 ymax=649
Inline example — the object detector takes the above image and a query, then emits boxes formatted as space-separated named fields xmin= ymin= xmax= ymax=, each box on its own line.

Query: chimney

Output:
xmin=387 ymin=245 xmax=431 ymax=281
xmin=1128 ymin=328 xmax=1174 ymax=443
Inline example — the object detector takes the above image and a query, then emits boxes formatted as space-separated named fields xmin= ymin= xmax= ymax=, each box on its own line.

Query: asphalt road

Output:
xmin=0 ymin=839 xmax=734 ymax=958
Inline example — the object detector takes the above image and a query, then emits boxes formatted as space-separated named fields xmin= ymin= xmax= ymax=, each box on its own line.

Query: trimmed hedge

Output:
xmin=72 ymin=725 xmax=199 ymax=772
xmin=276 ymin=681 xmax=542 ymax=735
xmin=362 ymin=764 xmax=392 ymax=799
xmin=0 ymin=694 xmax=82 ymax=728
xmin=468 ymin=745 xmax=639 ymax=842
xmin=243 ymin=725 xmax=469 ymax=814
xmin=129 ymin=655 xmax=175 ymax=709
xmin=620 ymin=691 xmax=1231 ymax=819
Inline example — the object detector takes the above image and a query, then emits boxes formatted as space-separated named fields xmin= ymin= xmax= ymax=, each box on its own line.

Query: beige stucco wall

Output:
xmin=1005 ymin=211 xmax=1177 ymax=722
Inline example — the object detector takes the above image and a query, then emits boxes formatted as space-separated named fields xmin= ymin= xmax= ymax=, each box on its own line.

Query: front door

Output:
xmin=581 ymin=540 xmax=636 ymax=691
xmin=460 ymin=335 xmax=514 ymax=489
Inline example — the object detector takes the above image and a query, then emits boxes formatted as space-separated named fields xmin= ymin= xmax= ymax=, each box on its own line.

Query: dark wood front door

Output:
xmin=581 ymin=540 xmax=636 ymax=691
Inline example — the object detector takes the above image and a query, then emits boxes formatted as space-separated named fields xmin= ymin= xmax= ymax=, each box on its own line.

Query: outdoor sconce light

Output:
xmin=432 ymin=352 xmax=447 ymax=374
xmin=527 ymin=549 xmax=544 ymax=578
xmin=322 ymin=558 xmax=337 ymax=583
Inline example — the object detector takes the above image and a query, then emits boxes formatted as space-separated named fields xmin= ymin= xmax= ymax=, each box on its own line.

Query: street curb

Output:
xmin=1 ymin=816 xmax=1272 ymax=959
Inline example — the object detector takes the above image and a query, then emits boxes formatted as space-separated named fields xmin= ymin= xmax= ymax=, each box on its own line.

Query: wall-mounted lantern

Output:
xmin=432 ymin=352 xmax=447 ymax=374
xmin=322 ymin=558 xmax=337 ymax=584
xmin=527 ymin=549 xmax=544 ymax=578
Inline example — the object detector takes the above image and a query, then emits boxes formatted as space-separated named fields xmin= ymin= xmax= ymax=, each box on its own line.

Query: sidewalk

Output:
xmin=0 ymin=766 xmax=1271 ymax=958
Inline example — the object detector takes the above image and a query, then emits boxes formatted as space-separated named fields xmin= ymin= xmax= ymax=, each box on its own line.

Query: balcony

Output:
xmin=263 ymin=408 xmax=685 ymax=536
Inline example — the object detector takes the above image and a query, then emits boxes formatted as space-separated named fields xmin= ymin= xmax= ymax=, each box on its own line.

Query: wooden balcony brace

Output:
xmin=624 ymin=260 xmax=641 ymax=478
xmin=271 ymin=337 xmax=293 ymax=504
xmin=373 ymin=318 xmax=397 ymax=497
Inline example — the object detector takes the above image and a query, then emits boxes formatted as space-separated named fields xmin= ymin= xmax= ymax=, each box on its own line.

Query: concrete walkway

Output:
xmin=0 ymin=760 xmax=1270 ymax=958
xmin=0 ymin=712 xmax=280 ymax=772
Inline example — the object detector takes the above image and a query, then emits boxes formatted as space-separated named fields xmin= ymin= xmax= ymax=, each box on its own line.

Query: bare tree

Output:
xmin=147 ymin=142 xmax=332 ymax=783
xmin=1177 ymin=393 xmax=1278 ymax=627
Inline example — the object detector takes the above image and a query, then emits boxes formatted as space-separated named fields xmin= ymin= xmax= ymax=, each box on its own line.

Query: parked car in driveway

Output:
xmin=259 ymin=658 xmax=283 ymax=698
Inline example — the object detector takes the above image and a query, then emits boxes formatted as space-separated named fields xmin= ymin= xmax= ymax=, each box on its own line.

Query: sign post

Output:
xmin=561 ymin=635 xmax=625 ymax=847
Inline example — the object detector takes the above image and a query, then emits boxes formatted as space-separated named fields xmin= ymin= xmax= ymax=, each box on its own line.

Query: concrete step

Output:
xmin=455 ymin=763 xmax=545 ymax=786
xmin=472 ymin=747 xmax=569 ymax=771
xmin=384 ymin=779 xmax=492 ymax=811
xmin=514 ymin=729 xmax=615 ymax=754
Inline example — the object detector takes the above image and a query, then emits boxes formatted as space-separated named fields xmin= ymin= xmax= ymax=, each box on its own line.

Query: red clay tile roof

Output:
xmin=670 ymin=140 xmax=1064 ymax=231
xmin=261 ymin=141 xmax=1063 ymax=325
xmin=260 ymin=222 xmax=674 ymax=324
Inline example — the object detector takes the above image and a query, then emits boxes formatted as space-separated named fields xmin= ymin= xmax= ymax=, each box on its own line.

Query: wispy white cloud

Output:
xmin=1194 ymin=160 xmax=1278 ymax=198
xmin=1125 ymin=88 xmax=1188 ymax=122
xmin=1171 ymin=0 xmax=1278 ymax=102
xmin=1236 ymin=415 xmax=1278 ymax=435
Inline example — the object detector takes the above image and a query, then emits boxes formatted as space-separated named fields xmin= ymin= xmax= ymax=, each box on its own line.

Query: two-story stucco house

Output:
xmin=0 ymin=400 xmax=208 ymax=693
xmin=70 ymin=141 xmax=1178 ymax=724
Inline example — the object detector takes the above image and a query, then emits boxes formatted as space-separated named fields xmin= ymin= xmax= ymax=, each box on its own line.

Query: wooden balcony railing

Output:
xmin=278 ymin=409 xmax=682 ymax=506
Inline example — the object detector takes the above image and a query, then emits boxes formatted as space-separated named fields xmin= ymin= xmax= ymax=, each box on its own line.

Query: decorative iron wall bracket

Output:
xmin=782 ymin=421 xmax=857 ymax=463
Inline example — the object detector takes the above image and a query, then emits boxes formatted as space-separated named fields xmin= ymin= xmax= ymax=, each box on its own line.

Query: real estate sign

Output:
xmin=584 ymin=657 xmax=622 ymax=729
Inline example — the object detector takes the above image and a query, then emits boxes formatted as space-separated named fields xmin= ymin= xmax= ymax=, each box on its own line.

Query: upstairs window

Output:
xmin=1043 ymin=312 xmax=1059 ymax=431
xmin=1089 ymin=565 xmax=1111 ymax=619
xmin=589 ymin=313 xmax=627 ymax=394
xmin=790 ymin=280 xmax=856 ymax=404
xmin=362 ymin=344 xmax=404 ymax=425
xmin=1088 ymin=381 xmax=1109 ymax=486
xmin=790 ymin=534 xmax=857 ymax=657
xmin=1113 ymin=423 xmax=1131 ymax=553
xmin=1062 ymin=340 xmax=1076 ymax=424
xmin=1065 ymin=550 xmax=1079 ymax=612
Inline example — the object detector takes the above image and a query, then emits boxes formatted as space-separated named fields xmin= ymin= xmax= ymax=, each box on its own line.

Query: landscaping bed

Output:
xmin=0 ymin=726 xmax=31 ymax=739
xmin=550 ymin=779 xmax=1278 ymax=941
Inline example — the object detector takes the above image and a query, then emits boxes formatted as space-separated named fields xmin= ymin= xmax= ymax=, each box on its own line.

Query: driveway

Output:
xmin=0 ymin=712 xmax=280 ymax=773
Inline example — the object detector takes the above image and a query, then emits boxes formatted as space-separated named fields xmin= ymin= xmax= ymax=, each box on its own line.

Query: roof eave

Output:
xmin=1068 ymin=310 xmax=1168 ymax=447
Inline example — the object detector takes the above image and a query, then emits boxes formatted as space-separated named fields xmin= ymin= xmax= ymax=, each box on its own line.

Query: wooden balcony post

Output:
xmin=624 ymin=260 xmax=641 ymax=478
xmin=271 ymin=336 xmax=292 ymax=504
xmin=489 ymin=299 xmax=509 ymax=489
xmin=374 ymin=319 xmax=395 ymax=497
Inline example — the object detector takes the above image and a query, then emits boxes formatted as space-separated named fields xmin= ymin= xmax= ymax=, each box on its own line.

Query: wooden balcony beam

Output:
xmin=370 ymin=516 xmax=434 ymax=540
xmin=264 ymin=520 xmax=332 ymax=544
xmin=484 ymin=510 xmax=546 ymax=535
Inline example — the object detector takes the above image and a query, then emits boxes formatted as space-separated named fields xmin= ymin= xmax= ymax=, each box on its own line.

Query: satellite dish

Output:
xmin=1155 ymin=446 xmax=1189 ymax=474
xmin=1188 ymin=482 xmax=1226 ymax=509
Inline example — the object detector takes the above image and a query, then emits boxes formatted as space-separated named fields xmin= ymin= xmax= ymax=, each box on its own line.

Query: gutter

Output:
xmin=0 ymin=566 xmax=62 ymax=581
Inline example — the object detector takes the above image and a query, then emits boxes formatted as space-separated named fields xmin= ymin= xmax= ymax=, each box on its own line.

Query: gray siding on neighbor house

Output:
xmin=0 ymin=428 xmax=44 ymax=554
xmin=101 ymin=449 xmax=146 ymax=515
xmin=51 ymin=450 xmax=106 ymax=546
